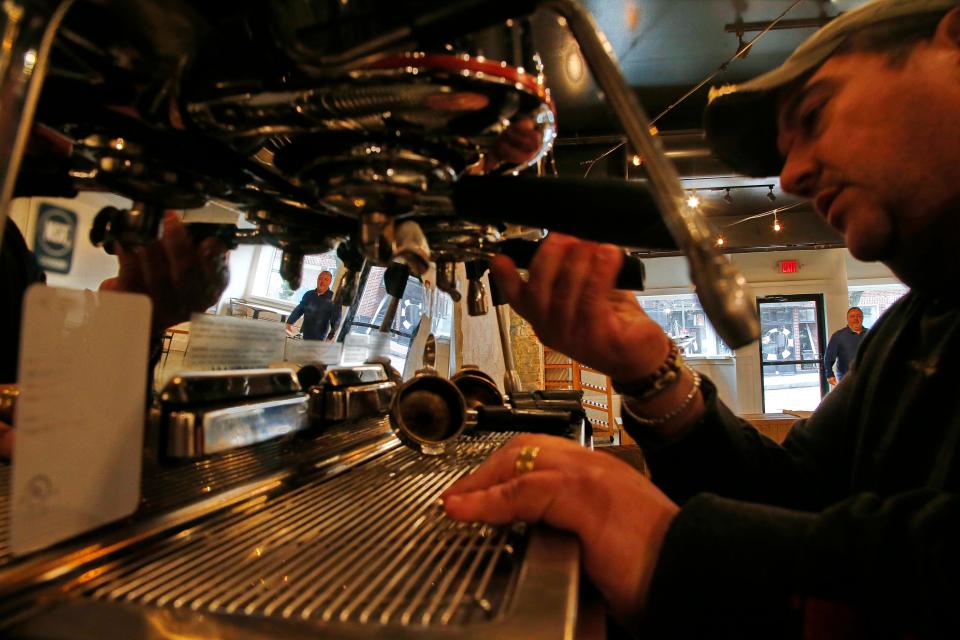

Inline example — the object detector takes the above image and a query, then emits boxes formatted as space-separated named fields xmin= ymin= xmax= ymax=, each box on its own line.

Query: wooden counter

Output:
xmin=738 ymin=412 xmax=805 ymax=444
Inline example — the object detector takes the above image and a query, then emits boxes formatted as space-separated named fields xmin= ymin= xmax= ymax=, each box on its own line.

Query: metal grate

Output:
xmin=0 ymin=418 xmax=393 ymax=568
xmin=81 ymin=433 xmax=522 ymax=629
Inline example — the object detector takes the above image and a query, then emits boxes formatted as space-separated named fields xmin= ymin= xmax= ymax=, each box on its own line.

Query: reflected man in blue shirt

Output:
xmin=824 ymin=306 xmax=867 ymax=386
xmin=286 ymin=271 xmax=341 ymax=340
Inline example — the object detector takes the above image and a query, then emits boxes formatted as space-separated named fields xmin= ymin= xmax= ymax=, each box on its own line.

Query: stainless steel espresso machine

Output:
xmin=0 ymin=1 xmax=759 ymax=638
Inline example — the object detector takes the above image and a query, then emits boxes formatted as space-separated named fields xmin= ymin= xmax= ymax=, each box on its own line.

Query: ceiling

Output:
xmin=527 ymin=0 xmax=872 ymax=252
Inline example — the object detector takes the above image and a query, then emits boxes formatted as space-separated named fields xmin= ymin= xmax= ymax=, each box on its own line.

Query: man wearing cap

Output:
xmin=442 ymin=1 xmax=960 ymax=637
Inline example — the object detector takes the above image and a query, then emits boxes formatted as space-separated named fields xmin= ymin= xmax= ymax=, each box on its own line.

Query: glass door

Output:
xmin=757 ymin=295 xmax=828 ymax=412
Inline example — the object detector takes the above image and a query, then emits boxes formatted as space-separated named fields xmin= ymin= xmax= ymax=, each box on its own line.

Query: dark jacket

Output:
xmin=287 ymin=289 xmax=341 ymax=340
xmin=630 ymin=291 xmax=960 ymax=638
xmin=824 ymin=325 xmax=868 ymax=380
xmin=1 ymin=220 xmax=46 ymax=383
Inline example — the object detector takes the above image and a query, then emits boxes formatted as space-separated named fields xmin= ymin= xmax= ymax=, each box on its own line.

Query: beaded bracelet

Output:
xmin=611 ymin=340 xmax=683 ymax=401
xmin=621 ymin=366 xmax=702 ymax=426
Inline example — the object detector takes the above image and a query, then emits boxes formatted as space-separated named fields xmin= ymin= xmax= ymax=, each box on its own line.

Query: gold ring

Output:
xmin=514 ymin=445 xmax=541 ymax=476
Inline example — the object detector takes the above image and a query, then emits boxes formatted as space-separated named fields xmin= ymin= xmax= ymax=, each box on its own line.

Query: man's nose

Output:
xmin=779 ymin=143 xmax=818 ymax=199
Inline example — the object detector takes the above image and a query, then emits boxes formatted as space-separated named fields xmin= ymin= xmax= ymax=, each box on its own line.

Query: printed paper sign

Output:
xmin=184 ymin=313 xmax=285 ymax=370
xmin=284 ymin=339 xmax=342 ymax=365
xmin=341 ymin=333 xmax=370 ymax=365
xmin=11 ymin=286 xmax=150 ymax=556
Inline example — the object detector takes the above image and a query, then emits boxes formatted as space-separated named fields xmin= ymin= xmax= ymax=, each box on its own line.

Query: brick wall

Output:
xmin=509 ymin=310 xmax=544 ymax=390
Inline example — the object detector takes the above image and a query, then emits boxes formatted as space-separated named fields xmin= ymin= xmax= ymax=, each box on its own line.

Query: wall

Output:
xmin=510 ymin=311 xmax=544 ymax=391
xmin=13 ymin=193 xmax=132 ymax=291
xmin=844 ymin=252 xmax=899 ymax=283
xmin=12 ymin=194 xmax=257 ymax=313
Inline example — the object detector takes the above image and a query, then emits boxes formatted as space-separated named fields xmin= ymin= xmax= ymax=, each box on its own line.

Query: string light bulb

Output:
xmin=767 ymin=185 xmax=777 ymax=202
xmin=631 ymin=154 xmax=641 ymax=167
xmin=686 ymin=192 xmax=701 ymax=209
xmin=716 ymin=235 xmax=725 ymax=247
xmin=723 ymin=188 xmax=733 ymax=205
xmin=772 ymin=209 xmax=782 ymax=232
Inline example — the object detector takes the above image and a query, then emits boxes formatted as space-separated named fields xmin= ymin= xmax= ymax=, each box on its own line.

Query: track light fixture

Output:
xmin=723 ymin=188 xmax=733 ymax=205
xmin=767 ymin=185 xmax=777 ymax=202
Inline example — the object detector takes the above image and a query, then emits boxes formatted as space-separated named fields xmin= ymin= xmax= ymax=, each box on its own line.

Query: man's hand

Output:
xmin=442 ymin=434 xmax=678 ymax=625
xmin=285 ymin=323 xmax=297 ymax=337
xmin=491 ymin=233 xmax=672 ymax=383
xmin=99 ymin=211 xmax=229 ymax=336
xmin=828 ymin=376 xmax=838 ymax=386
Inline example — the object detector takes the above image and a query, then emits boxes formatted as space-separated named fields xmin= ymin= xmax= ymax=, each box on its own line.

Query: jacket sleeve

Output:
xmin=630 ymin=377 xmax=960 ymax=636
xmin=640 ymin=486 xmax=960 ymax=638
xmin=824 ymin=331 xmax=839 ymax=376
xmin=625 ymin=374 xmax=855 ymax=510
xmin=286 ymin=292 xmax=308 ymax=325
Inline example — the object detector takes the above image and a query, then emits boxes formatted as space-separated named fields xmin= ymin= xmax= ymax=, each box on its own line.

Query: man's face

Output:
xmin=775 ymin=34 xmax=960 ymax=279
xmin=317 ymin=271 xmax=332 ymax=293
xmin=847 ymin=309 xmax=863 ymax=332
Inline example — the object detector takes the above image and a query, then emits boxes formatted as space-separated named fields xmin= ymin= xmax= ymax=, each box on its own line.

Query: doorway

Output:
xmin=757 ymin=294 xmax=828 ymax=412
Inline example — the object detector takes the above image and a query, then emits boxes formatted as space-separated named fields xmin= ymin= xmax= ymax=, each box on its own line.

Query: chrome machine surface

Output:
xmin=0 ymin=0 xmax=757 ymax=344
xmin=0 ymin=426 xmax=579 ymax=639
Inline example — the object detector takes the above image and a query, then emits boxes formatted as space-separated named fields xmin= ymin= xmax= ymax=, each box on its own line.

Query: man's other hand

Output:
xmin=490 ymin=233 xmax=672 ymax=383
xmin=100 ymin=211 xmax=229 ymax=336
xmin=442 ymin=434 xmax=678 ymax=626
xmin=828 ymin=376 xmax=838 ymax=386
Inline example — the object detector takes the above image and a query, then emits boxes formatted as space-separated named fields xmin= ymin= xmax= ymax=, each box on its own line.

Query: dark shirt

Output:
xmin=1 ymin=220 xmax=46 ymax=383
xmin=628 ymin=291 xmax=960 ymax=638
xmin=824 ymin=325 xmax=868 ymax=380
xmin=287 ymin=289 xmax=341 ymax=340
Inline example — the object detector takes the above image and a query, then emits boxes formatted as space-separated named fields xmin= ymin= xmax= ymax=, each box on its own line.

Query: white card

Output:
xmin=184 ymin=313 xmax=285 ymax=370
xmin=284 ymin=339 xmax=342 ymax=365
xmin=11 ymin=285 xmax=151 ymax=556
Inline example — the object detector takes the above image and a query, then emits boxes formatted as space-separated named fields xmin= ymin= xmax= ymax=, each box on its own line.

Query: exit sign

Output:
xmin=778 ymin=259 xmax=799 ymax=274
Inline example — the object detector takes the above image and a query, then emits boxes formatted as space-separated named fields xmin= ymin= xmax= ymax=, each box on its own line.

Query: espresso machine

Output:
xmin=0 ymin=1 xmax=760 ymax=637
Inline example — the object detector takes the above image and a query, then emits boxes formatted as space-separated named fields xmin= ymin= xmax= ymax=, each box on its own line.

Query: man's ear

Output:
xmin=933 ymin=6 xmax=960 ymax=49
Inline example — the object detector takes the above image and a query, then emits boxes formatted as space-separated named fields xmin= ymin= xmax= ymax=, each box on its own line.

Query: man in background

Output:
xmin=824 ymin=306 xmax=867 ymax=385
xmin=286 ymin=270 xmax=341 ymax=341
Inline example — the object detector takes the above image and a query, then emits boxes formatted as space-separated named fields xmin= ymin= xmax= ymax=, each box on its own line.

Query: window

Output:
xmin=636 ymin=293 xmax=732 ymax=357
xmin=248 ymin=246 xmax=339 ymax=305
xmin=848 ymin=283 xmax=909 ymax=329
xmin=343 ymin=266 xmax=455 ymax=372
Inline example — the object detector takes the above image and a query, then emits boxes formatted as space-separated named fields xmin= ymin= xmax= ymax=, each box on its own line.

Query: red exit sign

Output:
xmin=778 ymin=259 xmax=799 ymax=274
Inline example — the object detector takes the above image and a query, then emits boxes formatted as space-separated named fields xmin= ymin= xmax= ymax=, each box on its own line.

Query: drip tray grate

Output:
xmin=81 ymin=433 xmax=522 ymax=630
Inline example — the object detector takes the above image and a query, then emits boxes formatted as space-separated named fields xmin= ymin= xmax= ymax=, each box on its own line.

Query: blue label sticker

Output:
xmin=34 ymin=204 xmax=77 ymax=274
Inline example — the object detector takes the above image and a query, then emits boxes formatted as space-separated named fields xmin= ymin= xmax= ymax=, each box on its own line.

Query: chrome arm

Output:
xmin=543 ymin=0 xmax=760 ymax=349
xmin=0 ymin=0 xmax=74 ymax=247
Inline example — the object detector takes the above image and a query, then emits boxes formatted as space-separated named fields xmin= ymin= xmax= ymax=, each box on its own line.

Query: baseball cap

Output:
xmin=703 ymin=0 xmax=958 ymax=177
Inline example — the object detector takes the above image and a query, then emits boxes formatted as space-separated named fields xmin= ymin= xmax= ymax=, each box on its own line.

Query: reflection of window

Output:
xmin=636 ymin=293 xmax=732 ymax=357
xmin=248 ymin=246 xmax=339 ymax=304
xmin=343 ymin=266 xmax=454 ymax=371
xmin=848 ymin=283 xmax=909 ymax=329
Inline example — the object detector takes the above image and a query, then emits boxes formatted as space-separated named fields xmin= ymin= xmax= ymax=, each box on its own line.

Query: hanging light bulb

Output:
xmin=723 ymin=188 xmax=733 ymax=205
xmin=631 ymin=154 xmax=641 ymax=167
xmin=772 ymin=210 xmax=782 ymax=232
xmin=767 ymin=185 xmax=777 ymax=202
xmin=686 ymin=192 xmax=701 ymax=209
xmin=716 ymin=235 xmax=726 ymax=247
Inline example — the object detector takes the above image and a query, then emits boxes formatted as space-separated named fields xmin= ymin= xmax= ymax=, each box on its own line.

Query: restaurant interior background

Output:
xmin=7 ymin=0 xmax=903 ymax=434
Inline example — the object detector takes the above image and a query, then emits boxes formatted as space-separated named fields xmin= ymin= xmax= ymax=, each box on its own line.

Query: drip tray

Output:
xmin=9 ymin=433 xmax=580 ymax=639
